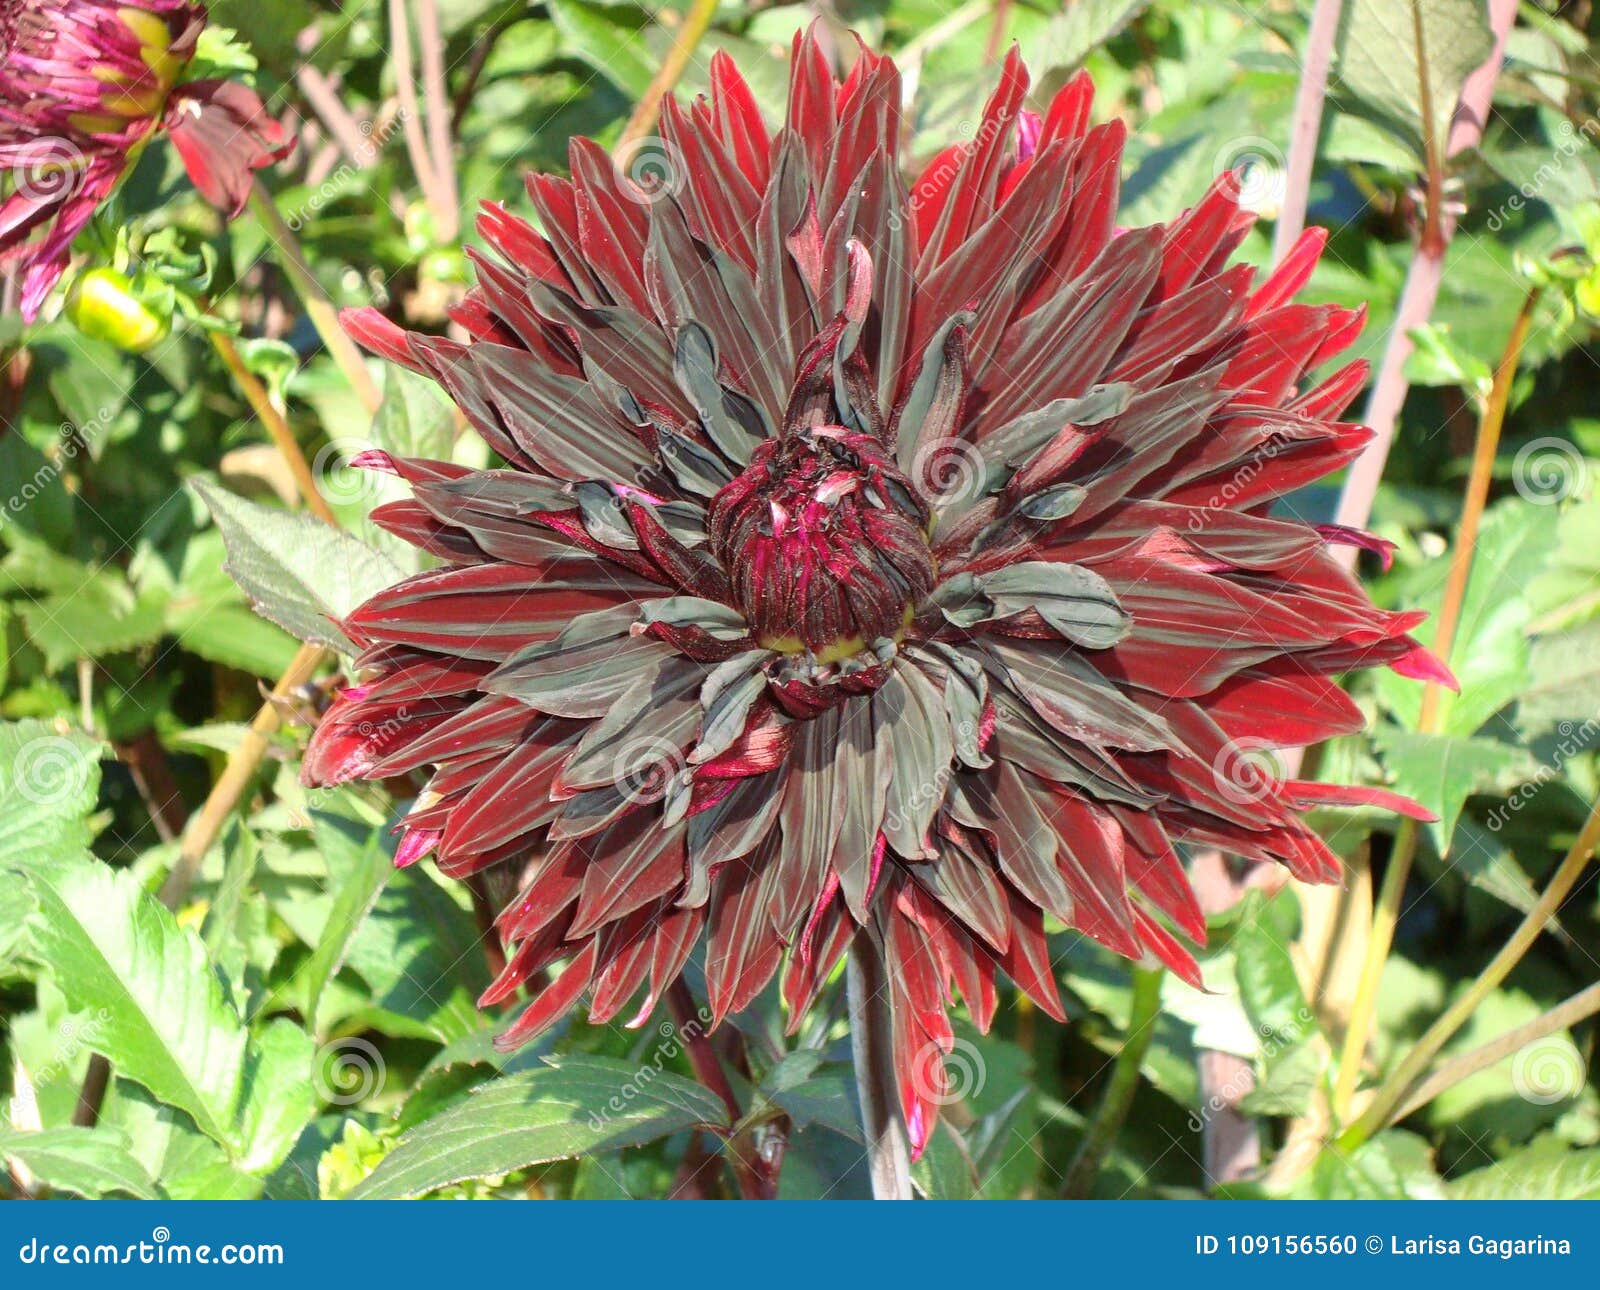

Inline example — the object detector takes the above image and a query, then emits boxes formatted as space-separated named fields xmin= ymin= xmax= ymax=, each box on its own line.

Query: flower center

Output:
xmin=708 ymin=428 xmax=937 ymax=663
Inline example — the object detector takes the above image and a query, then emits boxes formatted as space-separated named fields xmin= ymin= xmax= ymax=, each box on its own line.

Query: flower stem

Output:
xmin=1392 ymin=979 xmax=1600 ymax=1123
xmin=617 ymin=0 xmax=719 ymax=150
xmin=848 ymin=932 xmax=913 ymax=1200
xmin=1063 ymin=966 xmax=1163 ymax=1198
xmin=1272 ymin=0 xmax=1342 ymax=266
xmin=1336 ymin=793 xmax=1600 ymax=1151
xmin=209 ymin=330 xmax=339 ymax=527
xmin=247 ymin=182 xmax=383 ymax=413
xmin=1329 ymin=0 xmax=1517 ymax=557
xmin=1331 ymin=283 xmax=1540 ymax=1120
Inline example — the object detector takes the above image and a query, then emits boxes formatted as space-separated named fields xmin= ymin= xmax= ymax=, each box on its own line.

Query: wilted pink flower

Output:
xmin=0 ymin=0 xmax=293 ymax=319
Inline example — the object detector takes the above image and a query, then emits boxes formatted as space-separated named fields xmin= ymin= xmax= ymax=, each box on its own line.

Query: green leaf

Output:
xmin=546 ymin=0 xmax=656 ymax=100
xmin=235 ymin=1019 xmax=317 ymax=1173
xmin=1028 ymin=0 xmax=1151 ymax=74
xmin=911 ymin=1121 xmax=979 ymax=1200
xmin=1372 ymin=727 xmax=1540 ymax=850
xmin=372 ymin=365 xmax=458 ymax=463
xmin=17 ymin=569 xmax=168 ymax=669
xmin=1447 ymin=1138 xmax=1600 ymax=1199
xmin=1518 ymin=620 xmax=1600 ymax=738
xmin=190 ymin=477 xmax=403 ymax=652
xmin=299 ymin=808 xmax=394 ymax=1034
xmin=0 ymin=718 xmax=101 ymax=871
xmin=1333 ymin=0 xmax=1495 ymax=167
xmin=23 ymin=860 xmax=249 ymax=1152
xmin=349 ymin=1056 xmax=729 ymax=1199
xmin=155 ymin=529 xmax=300 ymax=677
xmin=0 ymin=1126 xmax=161 ymax=1199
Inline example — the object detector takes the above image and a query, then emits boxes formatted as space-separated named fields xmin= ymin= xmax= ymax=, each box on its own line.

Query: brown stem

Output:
xmin=209 ymin=330 xmax=340 ymax=527
xmin=416 ymin=0 xmax=460 ymax=243
xmin=112 ymin=729 xmax=190 ymax=844
xmin=984 ymin=0 xmax=1013 ymax=63
xmin=156 ymin=643 xmax=328 ymax=911
xmin=664 ymin=981 xmax=770 ymax=1200
xmin=294 ymin=66 xmax=375 ymax=169
xmin=1393 ymin=979 xmax=1600 ymax=1122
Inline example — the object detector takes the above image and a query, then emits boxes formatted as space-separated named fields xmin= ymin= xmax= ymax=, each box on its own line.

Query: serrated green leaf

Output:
xmin=349 ymin=1056 xmax=728 ymax=1199
xmin=1372 ymin=727 xmax=1540 ymax=849
xmin=299 ymin=808 xmax=393 ymax=1034
xmin=0 ymin=1126 xmax=161 ymax=1199
xmin=190 ymin=477 xmax=402 ymax=652
xmin=0 ymin=718 xmax=101 ymax=871
xmin=235 ymin=1019 xmax=316 ymax=1173
xmin=1334 ymin=0 xmax=1495 ymax=167
xmin=23 ymin=860 xmax=249 ymax=1152
xmin=1447 ymin=1138 xmax=1600 ymax=1199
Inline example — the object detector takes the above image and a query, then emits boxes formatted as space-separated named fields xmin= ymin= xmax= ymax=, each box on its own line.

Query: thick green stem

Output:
xmin=1063 ymin=967 xmax=1163 ymax=1198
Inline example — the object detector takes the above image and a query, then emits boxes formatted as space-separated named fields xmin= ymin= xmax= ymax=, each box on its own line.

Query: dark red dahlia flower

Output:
xmin=307 ymin=31 xmax=1446 ymax=1155
xmin=1 ymin=0 xmax=292 ymax=319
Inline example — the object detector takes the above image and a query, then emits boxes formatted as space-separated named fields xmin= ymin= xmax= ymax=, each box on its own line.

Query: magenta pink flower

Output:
xmin=0 ymin=0 xmax=293 ymax=319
